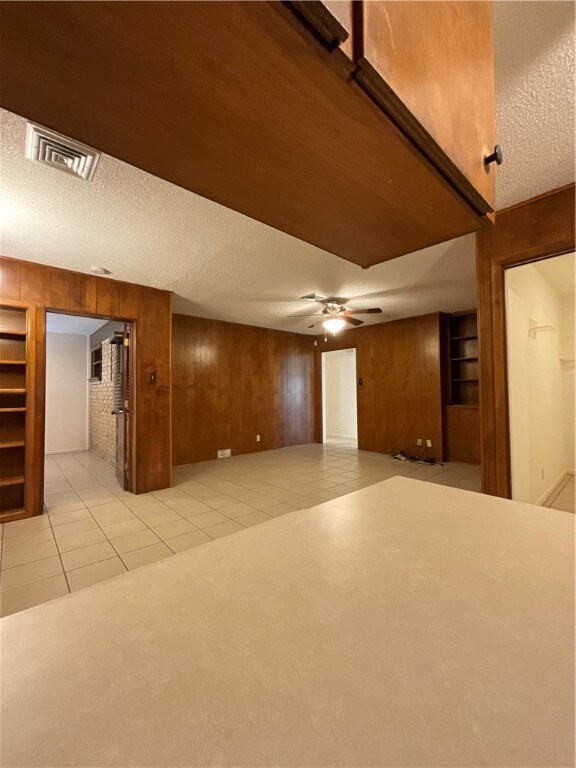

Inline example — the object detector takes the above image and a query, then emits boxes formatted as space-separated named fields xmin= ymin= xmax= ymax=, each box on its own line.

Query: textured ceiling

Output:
xmin=494 ymin=0 xmax=575 ymax=209
xmin=0 ymin=3 xmax=574 ymax=333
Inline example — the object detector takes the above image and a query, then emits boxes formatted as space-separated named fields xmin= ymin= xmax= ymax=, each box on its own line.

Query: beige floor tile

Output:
xmin=112 ymin=529 xmax=160 ymax=555
xmin=187 ymin=510 xmax=229 ymax=529
xmin=184 ymin=486 xmax=222 ymax=502
xmin=2 ymin=528 xmax=55 ymax=552
xmin=166 ymin=530 xmax=212 ymax=553
xmin=266 ymin=503 xmax=299 ymax=518
xmin=60 ymin=541 xmax=117 ymax=571
xmin=121 ymin=542 xmax=172 ymax=570
xmin=90 ymin=506 xmax=136 ymax=528
xmin=3 ymin=515 xmax=52 ymax=539
xmin=2 ymin=539 xmax=59 ymax=570
xmin=205 ymin=495 xmax=237 ymax=510
xmin=221 ymin=502 xmax=258 ymax=519
xmin=0 ymin=574 xmax=69 ymax=618
xmin=49 ymin=508 xmax=92 ymax=527
xmin=249 ymin=496 xmax=281 ymax=510
xmin=176 ymin=501 xmax=214 ymax=518
xmin=67 ymin=557 xmax=127 ymax=591
xmin=101 ymin=518 xmax=148 ymax=539
xmin=56 ymin=528 xmax=107 ymax=554
xmin=47 ymin=501 xmax=87 ymax=516
xmin=0 ymin=555 xmax=63 ymax=592
xmin=204 ymin=520 xmax=245 ymax=539
xmin=82 ymin=495 xmax=118 ymax=508
xmin=53 ymin=517 xmax=99 ymax=540
xmin=134 ymin=507 xmax=182 ymax=526
xmin=151 ymin=519 xmax=197 ymax=540
xmin=234 ymin=511 xmax=272 ymax=527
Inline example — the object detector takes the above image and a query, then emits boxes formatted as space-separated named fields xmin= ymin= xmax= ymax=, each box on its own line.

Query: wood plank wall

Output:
xmin=0 ymin=256 xmax=172 ymax=499
xmin=477 ymin=184 xmax=575 ymax=497
xmin=315 ymin=313 xmax=445 ymax=458
xmin=172 ymin=314 xmax=315 ymax=465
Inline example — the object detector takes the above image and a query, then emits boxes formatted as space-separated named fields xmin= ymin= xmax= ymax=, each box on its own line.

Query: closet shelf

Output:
xmin=451 ymin=378 xmax=479 ymax=383
xmin=0 ymin=329 xmax=26 ymax=336
xmin=0 ymin=389 xmax=26 ymax=394
xmin=0 ymin=407 xmax=26 ymax=413
xmin=0 ymin=440 xmax=25 ymax=449
xmin=450 ymin=335 xmax=478 ymax=341
xmin=0 ymin=359 xmax=26 ymax=365
xmin=0 ymin=476 xmax=25 ymax=488
xmin=451 ymin=356 xmax=478 ymax=362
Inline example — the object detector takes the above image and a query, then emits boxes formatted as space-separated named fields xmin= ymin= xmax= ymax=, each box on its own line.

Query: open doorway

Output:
xmin=505 ymin=252 xmax=575 ymax=513
xmin=45 ymin=312 xmax=133 ymax=497
xmin=322 ymin=348 xmax=358 ymax=447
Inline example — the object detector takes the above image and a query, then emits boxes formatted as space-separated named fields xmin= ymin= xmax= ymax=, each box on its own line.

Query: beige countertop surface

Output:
xmin=1 ymin=476 xmax=574 ymax=767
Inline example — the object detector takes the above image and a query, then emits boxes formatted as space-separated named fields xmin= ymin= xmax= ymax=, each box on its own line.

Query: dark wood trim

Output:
xmin=476 ymin=184 xmax=575 ymax=497
xmin=284 ymin=1 xmax=349 ymax=49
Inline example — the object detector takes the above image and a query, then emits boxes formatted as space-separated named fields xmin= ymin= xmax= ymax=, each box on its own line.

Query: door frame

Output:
xmin=476 ymin=184 xmax=575 ymax=497
xmin=43 ymin=309 xmax=137 ymax=500
xmin=320 ymin=347 xmax=359 ymax=445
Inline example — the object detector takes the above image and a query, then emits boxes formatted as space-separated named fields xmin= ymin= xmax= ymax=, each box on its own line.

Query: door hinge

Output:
xmin=123 ymin=337 xmax=130 ymax=346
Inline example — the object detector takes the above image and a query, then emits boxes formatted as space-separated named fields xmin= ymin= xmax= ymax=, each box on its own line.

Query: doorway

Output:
xmin=322 ymin=348 xmax=358 ymax=447
xmin=45 ymin=312 xmax=133 ymax=495
xmin=505 ymin=252 xmax=575 ymax=512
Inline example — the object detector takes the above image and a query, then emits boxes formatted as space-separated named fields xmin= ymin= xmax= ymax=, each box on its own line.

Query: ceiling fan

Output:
xmin=292 ymin=293 xmax=382 ymax=333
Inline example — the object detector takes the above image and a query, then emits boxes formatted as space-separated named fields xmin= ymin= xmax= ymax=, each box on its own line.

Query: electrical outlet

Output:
xmin=426 ymin=439 xmax=432 ymax=448
xmin=256 ymin=434 xmax=261 ymax=442
xmin=224 ymin=449 xmax=232 ymax=458
xmin=217 ymin=449 xmax=226 ymax=459
xmin=416 ymin=438 xmax=422 ymax=446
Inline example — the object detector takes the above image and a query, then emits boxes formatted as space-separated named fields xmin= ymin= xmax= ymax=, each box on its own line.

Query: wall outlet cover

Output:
xmin=426 ymin=439 xmax=432 ymax=448
xmin=224 ymin=449 xmax=232 ymax=458
xmin=416 ymin=438 xmax=423 ymax=446
xmin=256 ymin=434 xmax=261 ymax=442
xmin=217 ymin=449 xmax=226 ymax=459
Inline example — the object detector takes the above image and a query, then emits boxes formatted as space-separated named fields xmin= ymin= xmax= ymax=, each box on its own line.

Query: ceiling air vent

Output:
xmin=25 ymin=123 xmax=100 ymax=181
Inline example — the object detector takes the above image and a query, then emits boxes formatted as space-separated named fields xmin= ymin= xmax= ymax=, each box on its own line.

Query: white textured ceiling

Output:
xmin=46 ymin=313 xmax=107 ymax=336
xmin=494 ymin=0 xmax=575 ymax=209
xmin=0 ymin=3 xmax=574 ymax=333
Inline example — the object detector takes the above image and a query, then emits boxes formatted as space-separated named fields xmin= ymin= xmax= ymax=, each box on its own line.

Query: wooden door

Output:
xmin=114 ymin=326 xmax=130 ymax=491
xmin=356 ymin=1 xmax=496 ymax=213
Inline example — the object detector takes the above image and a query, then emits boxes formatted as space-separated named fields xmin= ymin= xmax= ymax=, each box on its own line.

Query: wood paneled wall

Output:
xmin=172 ymin=315 xmax=315 ymax=465
xmin=0 ymin=256 xmax=172 ymax=503
xmin=477 ymin=184 xmax=575 ymax=497
xmin=315 ymin=313 xmax=445 ymax=458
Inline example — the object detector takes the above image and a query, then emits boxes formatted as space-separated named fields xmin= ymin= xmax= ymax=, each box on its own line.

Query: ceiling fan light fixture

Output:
xmin=323 ymin=317 xmax=346 ymax=334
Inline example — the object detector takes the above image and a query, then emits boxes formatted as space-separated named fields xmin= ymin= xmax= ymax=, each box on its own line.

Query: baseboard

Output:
xmin=45 ymin=447 xmax=89 ymax=455
xmin=536 ymin=469 xmax=572 ymax=506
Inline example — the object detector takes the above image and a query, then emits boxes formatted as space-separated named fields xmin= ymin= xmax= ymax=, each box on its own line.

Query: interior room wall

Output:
xmin=322 ymin=349 xmax=357 ymax=440
xmin=506 ymin=264 xmax=570 ymax=504
xmin=559 ymin=295 xmax=575 ymax=470
xmin=315 ymin=313 xmax=444 ymax=459
xmin=172 ymin=314 xmax=315 ymax=465
xmin=45 ymin=332 xmax=89 ymax=454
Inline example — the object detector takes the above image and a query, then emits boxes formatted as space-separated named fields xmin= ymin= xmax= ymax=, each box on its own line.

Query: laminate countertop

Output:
xmin=1 ymin=477 xmax=574 ymax=767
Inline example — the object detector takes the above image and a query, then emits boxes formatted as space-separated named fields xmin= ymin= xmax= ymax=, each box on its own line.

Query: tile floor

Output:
xmin=0 ymin=445 xmax=481 ymax=617
xmin=542 ymin=473 xmax=575 ymax=514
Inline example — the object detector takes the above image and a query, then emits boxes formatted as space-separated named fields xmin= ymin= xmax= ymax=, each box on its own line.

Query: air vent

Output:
xmin=25 ymin=123 xmax=100 ymax=181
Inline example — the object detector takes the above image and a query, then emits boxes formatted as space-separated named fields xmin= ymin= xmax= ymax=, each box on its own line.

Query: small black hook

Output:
xmin=485 ymin=144 xmax=503 ymax=166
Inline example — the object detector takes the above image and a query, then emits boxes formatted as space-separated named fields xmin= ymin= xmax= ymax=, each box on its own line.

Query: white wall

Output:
xmin=45 ymin=332 xmax=89 ymax=454
xmin=506 ymin=264 xmax=574 ymax=504
xmin=559 ymin=296 xmax=575 ymax=470
xmin=323 ymin=349 xmax=357 ymax=441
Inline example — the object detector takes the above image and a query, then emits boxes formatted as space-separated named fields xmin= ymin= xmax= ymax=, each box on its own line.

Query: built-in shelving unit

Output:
xmin=443 ymin=311 xmax=480 ymax=464
xmin=0 ymin=305 xmax=29 ymax=520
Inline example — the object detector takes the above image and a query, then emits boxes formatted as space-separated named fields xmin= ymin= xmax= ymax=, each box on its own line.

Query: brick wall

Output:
xmin=89 ymin=338 xmax=116 ymax=467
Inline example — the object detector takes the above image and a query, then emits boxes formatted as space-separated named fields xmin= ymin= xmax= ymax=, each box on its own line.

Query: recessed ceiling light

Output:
xmin=90 ymin=266 xmax=111 ymax=275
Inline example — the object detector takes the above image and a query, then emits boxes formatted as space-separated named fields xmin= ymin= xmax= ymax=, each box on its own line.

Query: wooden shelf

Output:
xmin=0 ymin=328 xmax=27 ymax=336
xmin=451 ymin=378 xmax=479 ymax=383
xmin=0 ymin=440 xmax=25 ymax=449
xmin=0 ymin=475 xmax=25 ymax=487
xmin=0 ymin=407 xmax=26 ymax=413
xmin=451 ymin=356 xmax=478 ymax=362
xmin=450 ymin=335 xmax=478 ymax=341
xmin=0 ymin=359 xmax=26 ymax=365
xmin=0 ymin=388 xmax=26 ymax=394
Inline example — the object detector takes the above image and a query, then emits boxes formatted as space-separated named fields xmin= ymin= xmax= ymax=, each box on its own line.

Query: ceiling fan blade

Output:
xmin=342 ymin=316 xmax=363 ymax=326
xmin=345 ymin=308 xmax=383 ymax=315
xmin=288 ymin=313 xmax=323 ymax=317
xmin=300 ymin=292 xmax=328 ymax=302
xmin=320 ymin=296 xmax=349 ymax=305
xmin=308 ymin=318 xmax=326 ymax=328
